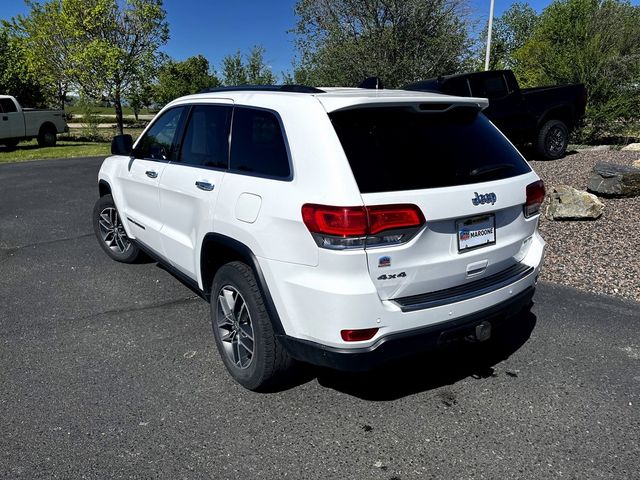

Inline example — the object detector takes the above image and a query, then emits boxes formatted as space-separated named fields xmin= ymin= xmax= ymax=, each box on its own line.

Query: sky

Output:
xmin=0 ymin=0 xmax=636 ymax=78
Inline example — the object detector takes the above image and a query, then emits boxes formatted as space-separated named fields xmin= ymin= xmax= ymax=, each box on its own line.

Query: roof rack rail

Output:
xmin=198 ymin=85 xmax=325 ymax=94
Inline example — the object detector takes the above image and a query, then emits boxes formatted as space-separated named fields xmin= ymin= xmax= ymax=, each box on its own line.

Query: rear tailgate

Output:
xmin=360 ymin=175 xmax=539 ymax=300
xmin=328 ymin=104 xmax=541 ymax=301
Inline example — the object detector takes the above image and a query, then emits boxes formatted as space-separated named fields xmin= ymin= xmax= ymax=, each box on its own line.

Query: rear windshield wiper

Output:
xmin=469 ymin=163 xmax=514 ymax=177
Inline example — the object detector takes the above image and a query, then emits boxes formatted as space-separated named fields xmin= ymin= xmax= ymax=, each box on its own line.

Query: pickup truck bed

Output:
xmin=0 ymin=95 xmax=68 ymax=149
xmin=405 ymin=70 xmax=587 ymax=159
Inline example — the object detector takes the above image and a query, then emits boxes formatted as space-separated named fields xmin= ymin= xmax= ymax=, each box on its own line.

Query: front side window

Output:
xmin=229 ymin=107 xmax=290 ymax=179
xmin=135 ymin=107 xmax=186 ymax=161
xmin=178 ymin=105 xmax=232 ymax=168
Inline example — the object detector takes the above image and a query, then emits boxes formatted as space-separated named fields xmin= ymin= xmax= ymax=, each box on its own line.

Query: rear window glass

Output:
xmin=0 ymin=99 xmax=17 ymax=113
xmin=329 ymin=107 xmax=531 ymax=193
xmin=470 ymin=74 xmax=508 ymax=99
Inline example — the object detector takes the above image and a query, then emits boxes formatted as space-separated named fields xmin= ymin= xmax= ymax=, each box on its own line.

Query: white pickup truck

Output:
xmin=0 ymin=95 xmax=68 ymax=149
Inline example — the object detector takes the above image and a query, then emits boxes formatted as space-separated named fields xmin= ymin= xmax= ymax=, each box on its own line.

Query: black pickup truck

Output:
xmin=405 ymin=69 xmax=587 ymax=159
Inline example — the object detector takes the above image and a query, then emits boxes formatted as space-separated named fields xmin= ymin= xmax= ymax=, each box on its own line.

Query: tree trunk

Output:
xmin=58 ymin=82 xmax=65 ymax=111
xmin=114 ymin=93 xmax=124 ymax=136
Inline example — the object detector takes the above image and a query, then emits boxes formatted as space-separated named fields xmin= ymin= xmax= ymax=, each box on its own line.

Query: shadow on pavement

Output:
xmin=312 ymin=308 xmax=537 ymax=401
xmin=517 ymin=145 xmax=580 ymax=162
xmin=150 ymin=260 xmax=537 ymax=399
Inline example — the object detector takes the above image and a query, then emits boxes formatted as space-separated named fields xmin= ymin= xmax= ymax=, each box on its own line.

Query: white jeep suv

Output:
xmin=93 ymin=84 xmax=546 ymax=390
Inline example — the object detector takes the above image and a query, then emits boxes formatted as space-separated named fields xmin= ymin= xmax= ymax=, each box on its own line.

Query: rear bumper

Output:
xmin=278 ymin=286 xmax=535 ymax=371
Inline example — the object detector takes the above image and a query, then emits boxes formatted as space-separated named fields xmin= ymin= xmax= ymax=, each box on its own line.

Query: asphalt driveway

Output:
xmin=1 ymin=157 xmax=638 ymax=479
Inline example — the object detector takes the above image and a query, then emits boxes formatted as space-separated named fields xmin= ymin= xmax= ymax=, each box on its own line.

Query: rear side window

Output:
xmin=330 ymin=107 xmax=531 ymax=194
xmin=0 ymin=99 xmax=17 ymax=113
xmin=230 ymin=107 xmax=290 ymax=179
xmin=179 ymin=105 xmax=232 ymax=168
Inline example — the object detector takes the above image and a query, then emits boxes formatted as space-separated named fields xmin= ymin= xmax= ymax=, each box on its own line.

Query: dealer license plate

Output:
xmin=457 ymin=214 xmax=496 ymax=252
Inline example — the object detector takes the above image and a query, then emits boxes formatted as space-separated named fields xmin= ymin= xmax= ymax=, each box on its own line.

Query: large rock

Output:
xmin=621 ymin=143 xmax=640 ymax=151
xmin=587 ymin=162 xmax=640 ymax=197
xmin=546 ymin=185 xmax=604 ymax=220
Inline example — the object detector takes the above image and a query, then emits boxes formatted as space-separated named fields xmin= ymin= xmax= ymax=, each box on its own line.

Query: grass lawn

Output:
xmin=0 ymin=139 xmax=109 ymax=163
xmin=65 ymin=105 xmax=156 ymax=116
xmin=0 ymin=127 xmax=145 ymax=164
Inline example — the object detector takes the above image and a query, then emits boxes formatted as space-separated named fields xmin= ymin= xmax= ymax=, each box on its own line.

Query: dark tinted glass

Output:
xmin=0 ymin=99 xmax=17 ymax=113
xmin=179 ymin=105 xmax=232 ymax=168
xmin=135 ymin=107 xmax=185 ymax=160
xmin=330 ymin=107 xmax=531 ymax=194
xmin=443 ymin=77 xmax=471 ymax=97
xmin=230 ymin=107 xmax=290 ymax=178
xmin=470 ymin=74 xmax=508 ymax=99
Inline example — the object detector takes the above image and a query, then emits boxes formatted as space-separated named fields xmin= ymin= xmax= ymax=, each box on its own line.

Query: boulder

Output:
xmin=621 ymin=143 xmax=640 ymax=151
xmin=587 ymin=162 xmax=640 ymax=197
xmin=546 ymin=185 xmax=604 ymax=220
xmin=633 ymin=159 xmax=640 ymax=168
xmin=574 ymin=145 xmax=611 ymax=152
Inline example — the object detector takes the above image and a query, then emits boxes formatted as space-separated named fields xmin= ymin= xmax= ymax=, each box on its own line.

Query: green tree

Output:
xmin=154 ymin=55 xmax=220 ymax=106
xmin=485 ymin=2 xmax=538 ymax=70
xmin=0 ymin=25 xmax=47 ymax=106
xmin=129 ymin=78 xmax=154 ymax=121
xmin=515 ymin=0 xmax=640 ymax=140
xmin=7 ymin=0 xmax=73 ymax=110
xmin=292 ymin=0 xmax=472 ymax=87
xmin=14 ymin=0 xmax=169 ymax=135
xmin=221 ymin=46 xmax=276 ymax=85
xmin=222 ymin=51 xmax=248 ymax=85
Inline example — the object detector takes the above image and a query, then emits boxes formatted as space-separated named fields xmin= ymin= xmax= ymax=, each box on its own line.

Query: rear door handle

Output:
xmin=145 ymin=170 xmax=158 ymax=179
xmin=195 ymin=181 xmax=214 ymax=191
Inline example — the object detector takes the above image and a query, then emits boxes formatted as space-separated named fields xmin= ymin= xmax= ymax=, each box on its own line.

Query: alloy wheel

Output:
xmin=545 ymin=126 xmax=566 ymax=157
xmin=98 ymin=207 xmax=131 ymax=254
xmin=216 ymin=286 xmax=255 ymax=369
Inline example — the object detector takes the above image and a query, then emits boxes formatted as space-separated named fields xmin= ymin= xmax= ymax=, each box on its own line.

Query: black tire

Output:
xmin=2 ymin=139 xmax=19 ymax=150
xmin=37 ymin=125 xmax=57 ymax=147
xmin=211 ymin=261 xmax=295 ymax=391
xmin=535 ymin=119 xmax=568 ymax=160
xmin=92 ymin=194 xmax=140 ymax=263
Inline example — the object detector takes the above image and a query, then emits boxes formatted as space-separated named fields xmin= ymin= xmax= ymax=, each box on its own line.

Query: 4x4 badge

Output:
xmin=472 ymin=192 xmax=497 ymax=206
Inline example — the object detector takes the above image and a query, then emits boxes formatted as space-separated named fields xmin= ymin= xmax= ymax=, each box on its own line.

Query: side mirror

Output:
xmin=111 ymin=134 xmax=133 ymax=156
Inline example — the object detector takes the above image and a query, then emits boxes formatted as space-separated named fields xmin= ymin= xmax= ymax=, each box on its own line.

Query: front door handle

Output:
xmin=145 ymin=170 xmax=158 ymax=179
xmin=195 ymin=181 xmax=214 ymax=191
xmin=2 ymin=116 xmax=7 ymax=121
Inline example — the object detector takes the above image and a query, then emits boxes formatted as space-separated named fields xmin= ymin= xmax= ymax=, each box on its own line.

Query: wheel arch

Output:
xmin=39 ymin=121 xmax=57 ymax=135
xmin=538 ymin=106 xmax=575 ymax=131
xmin=98 ymin=179 xmax=112 ymax=197
xmin=200 ymin=233 xmax=286 ymax=335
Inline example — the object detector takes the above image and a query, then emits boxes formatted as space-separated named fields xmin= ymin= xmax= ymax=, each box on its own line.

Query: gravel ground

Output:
xmin=528 ymin=149 xmax=640 ymax=302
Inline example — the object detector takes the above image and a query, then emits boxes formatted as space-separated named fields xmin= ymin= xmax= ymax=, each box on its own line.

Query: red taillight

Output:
xmin=341 ymin=328 xmax=379 ymax=342
xmin=367 ymin=205 xmax=425 ymax=235
xmin=301 ymin=203 xmax=425 ymax=249
xmin=525 ymin=180 xmax=546 ymax=218
xmin=301 ymin=205 xmax=367 ymax=237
